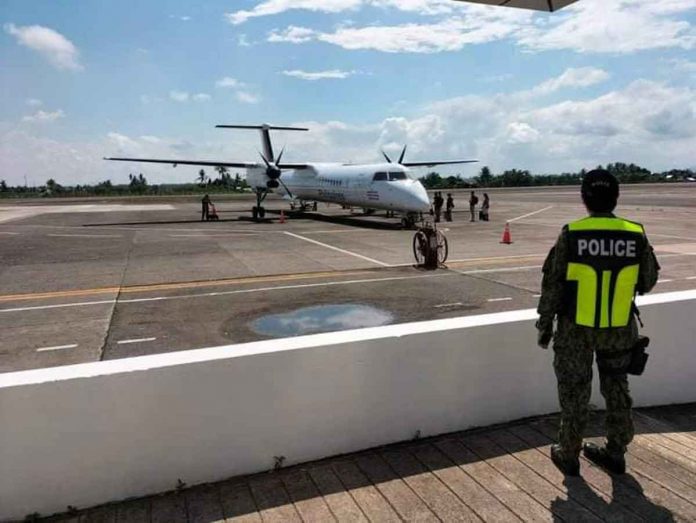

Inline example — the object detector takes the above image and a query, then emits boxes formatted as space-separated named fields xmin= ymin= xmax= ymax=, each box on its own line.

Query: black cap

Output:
xmin=581 ymin=169 xmax=619 ymax=212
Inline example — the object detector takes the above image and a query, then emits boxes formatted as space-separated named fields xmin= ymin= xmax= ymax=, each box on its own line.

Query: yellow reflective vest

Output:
xmin=563 ymin=216 xmax=646 ymax=328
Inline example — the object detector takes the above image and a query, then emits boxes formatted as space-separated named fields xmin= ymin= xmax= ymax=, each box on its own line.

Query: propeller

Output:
xmin=257 ymin=146 xmax=295 ymax=197
xmin=398 ymin=145 xmax=407 ymax=164
xmin=258 ymin=150 xmax=282 ymax=189
xmin=278 ymin=177 xmax=294 ymax=199
xmin=381 ymin=145 xmax=408 ymax=164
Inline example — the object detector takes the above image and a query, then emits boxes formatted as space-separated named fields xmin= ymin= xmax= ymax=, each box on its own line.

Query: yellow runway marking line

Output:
xmin=0 ymin=269 xmax=372 ymax=303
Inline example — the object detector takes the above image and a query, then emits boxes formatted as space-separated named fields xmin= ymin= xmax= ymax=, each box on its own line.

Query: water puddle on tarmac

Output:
xmin=251 ymin=304 xmax=394 ymax=337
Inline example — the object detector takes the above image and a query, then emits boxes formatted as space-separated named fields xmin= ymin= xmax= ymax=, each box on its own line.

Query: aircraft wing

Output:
xmin=104 ymin=157 xmax=260 ymax=168
xmin=277 ymin=163 xmax=311 ymax=170
xmin=452 ymin=0 xmax=578 ymax=11
xmin=104 ymin=157 xmax=311 ymax=170
xmin=402 ymin=160 xmax=479 ymax=167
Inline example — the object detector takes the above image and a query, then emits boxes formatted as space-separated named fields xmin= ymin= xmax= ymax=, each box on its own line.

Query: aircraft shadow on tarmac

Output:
xmin=267 ymin=209 xmax=404 ymax=230
xmin=83 ymin=218 xmax=245 ymax=226
xmin=83 ymin=211 xmax=404 ymax=230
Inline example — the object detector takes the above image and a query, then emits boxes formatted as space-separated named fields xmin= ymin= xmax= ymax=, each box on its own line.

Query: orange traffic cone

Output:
xmin=500 ymin=222 xmax=513 ymax=244
xmin=280 ymin=210 xmax=286 ymax=224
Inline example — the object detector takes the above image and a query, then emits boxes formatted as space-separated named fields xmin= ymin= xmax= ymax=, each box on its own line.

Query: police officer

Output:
xmin=536 ymin=169 xmax=659 ymax=476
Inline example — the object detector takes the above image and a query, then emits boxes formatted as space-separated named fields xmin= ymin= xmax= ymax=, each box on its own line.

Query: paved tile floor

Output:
xmin=38 ymin=403 xmax=696 ymax=522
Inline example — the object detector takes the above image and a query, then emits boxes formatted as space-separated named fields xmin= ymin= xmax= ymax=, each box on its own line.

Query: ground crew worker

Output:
xmin=201 ymin=194 xmax=211 ymax=221
xmin=445 ymin=193 xmax=454 ymax=222
xmin=469 ymin=191 xmax=478 ymax=222
xmin=536 ymin=169 xmax=659 ymax=476
xmin=481 ymin=193 xmax=490 ymax=221
xmin=434 ymin=192 xmax=444 ymax=223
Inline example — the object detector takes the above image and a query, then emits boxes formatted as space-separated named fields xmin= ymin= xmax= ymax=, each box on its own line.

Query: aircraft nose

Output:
xmin=403 ymin=182 xmax=431 ymax=212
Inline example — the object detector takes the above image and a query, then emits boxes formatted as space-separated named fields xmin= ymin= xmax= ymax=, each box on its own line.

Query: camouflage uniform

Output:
xmin=537 ymin=212 xmax=660 ymax=457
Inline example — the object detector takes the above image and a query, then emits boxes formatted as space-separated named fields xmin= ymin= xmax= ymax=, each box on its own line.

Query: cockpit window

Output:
xmin=373 ymin=172 xmax=388 ymax=181
xmin=389 ymin=172 xmax=407 ymax=181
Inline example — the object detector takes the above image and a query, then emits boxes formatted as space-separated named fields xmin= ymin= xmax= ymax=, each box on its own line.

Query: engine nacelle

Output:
xmin=245 ymin=167 xmax=269 ymax=190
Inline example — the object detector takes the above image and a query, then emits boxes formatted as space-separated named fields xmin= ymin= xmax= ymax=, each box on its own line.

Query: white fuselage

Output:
xmin=249 ymin=163 xmax=431 ymax=213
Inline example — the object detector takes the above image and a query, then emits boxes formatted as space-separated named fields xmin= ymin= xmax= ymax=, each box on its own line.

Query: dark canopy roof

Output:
xmin=452 ymin=0 xmax=577 ymax=11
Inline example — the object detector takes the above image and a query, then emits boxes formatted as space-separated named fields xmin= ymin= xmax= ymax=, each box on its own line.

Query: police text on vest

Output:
xmin=577 ymin=238 xmax=636 ymax=257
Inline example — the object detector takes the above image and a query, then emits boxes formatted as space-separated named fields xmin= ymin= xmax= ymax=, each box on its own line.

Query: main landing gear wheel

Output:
xmin=401 ymin=216 xmax=416 ymax=229
xmin=252 ymin=188 xmax=269 ymax=221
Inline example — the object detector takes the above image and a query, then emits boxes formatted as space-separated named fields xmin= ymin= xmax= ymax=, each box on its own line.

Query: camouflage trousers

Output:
xmin=553 ymin=341 xmax=634 ymax=456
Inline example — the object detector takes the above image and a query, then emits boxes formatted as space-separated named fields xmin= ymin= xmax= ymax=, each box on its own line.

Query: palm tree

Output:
xmin=197 ymin=169 xmax=207 ymax=185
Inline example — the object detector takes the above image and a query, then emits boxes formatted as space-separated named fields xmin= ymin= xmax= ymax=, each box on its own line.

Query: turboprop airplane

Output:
xmin=105 ymin=124 xmax=477 ymax=227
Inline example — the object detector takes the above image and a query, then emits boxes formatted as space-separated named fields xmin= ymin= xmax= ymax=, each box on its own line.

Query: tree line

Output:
xmin=0 ymin=167 xmax=250 ymax=198
xmin=420 ymin=163 xmax=695 ymax=189
xmin=1 ymin=162 xmax=693 ymax=198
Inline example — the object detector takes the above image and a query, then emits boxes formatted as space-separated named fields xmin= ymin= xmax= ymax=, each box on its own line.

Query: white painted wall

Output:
xmin=1 ymin=290 xmax=695 ymax=521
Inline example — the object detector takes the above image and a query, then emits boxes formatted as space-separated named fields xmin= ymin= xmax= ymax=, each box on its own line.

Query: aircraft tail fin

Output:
xmin=216 ymin=124 xmax=309 ymax=163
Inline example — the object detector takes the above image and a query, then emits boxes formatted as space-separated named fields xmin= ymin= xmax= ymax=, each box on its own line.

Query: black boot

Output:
xmin=551 ymin=444 xmax=580 ymax=476
xmin=583 ymin=442 xmax=626 ymax=474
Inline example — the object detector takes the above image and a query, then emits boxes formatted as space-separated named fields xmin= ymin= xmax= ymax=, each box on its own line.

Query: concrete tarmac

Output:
xmin=1 ymin=184 xmax=695 ymax=372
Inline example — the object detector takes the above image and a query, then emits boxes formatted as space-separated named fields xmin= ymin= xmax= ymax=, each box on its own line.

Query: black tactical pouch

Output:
xmin=597 ymin=336 xmax=650 ymax=376
xmin=626 ymin=335 xmax=650 ymax=375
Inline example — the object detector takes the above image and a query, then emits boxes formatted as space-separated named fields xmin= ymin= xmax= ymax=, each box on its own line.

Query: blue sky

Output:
xmin=1 ymin=0 xmax=694 ymax=186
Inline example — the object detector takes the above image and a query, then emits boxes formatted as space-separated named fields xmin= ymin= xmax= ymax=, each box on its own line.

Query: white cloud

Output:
xmin=517 ymin=0 xmax=695 ymax=54
xmin=533 ymin=67 xmax=610 ymax=94
xmin=227 ymin=0 xmax=470 ymax=25
xmin=282 ymin=69 xmax=358 ymax=80
xmin=3 ymin=73 xmax=693 ymax=187
xmin=268 ymin=26 xmax=318 ymax=44
xmin=268 ymin=10 xmax=532 ymax=53
xmin=261 ymin=0 xmax=694 ymax=54
xmin=139 ymin=135 xmax=162 ymax=144
xmin=238 ymin=34 xmax=251 ymax=47
xmin=506 ymin=122 xmax=540 ymax=144
xmin=216 ymin=77 xmax=260 ymax=103
xmin=236 ymin=91 xmax=260 ymax=104
xmin=22 ymin=109 xmax=65 ymax=123
xmin=667 ymin=57 xmax=696 ymax=81
xmin=4 ymin=23 xmax=83 ymax=70
xmin=166 ymin=91 xmax=210 ymax=103
xmin=226 ymin=0 xmax=364 ymax=25
xmin=26 ymin=98 xmax=43 ymax=107
xmin=169 ymin=90 xmax=189 ymax=102
xmin=107 ymin=132 xmax=141 ymax=150
xmin=215 ymin=77 xmax=244 ymax=88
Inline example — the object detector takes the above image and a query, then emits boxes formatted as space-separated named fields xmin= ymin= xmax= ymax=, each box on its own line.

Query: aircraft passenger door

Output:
xmin=369 ymin=172 xmax=388 ymax=207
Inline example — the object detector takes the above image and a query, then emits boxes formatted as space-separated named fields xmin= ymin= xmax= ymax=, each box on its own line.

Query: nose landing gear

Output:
xmin=413 ymin=222 xmax=448 ymax=270
xmin=401 ymin=212 xmax=421 ymax=229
